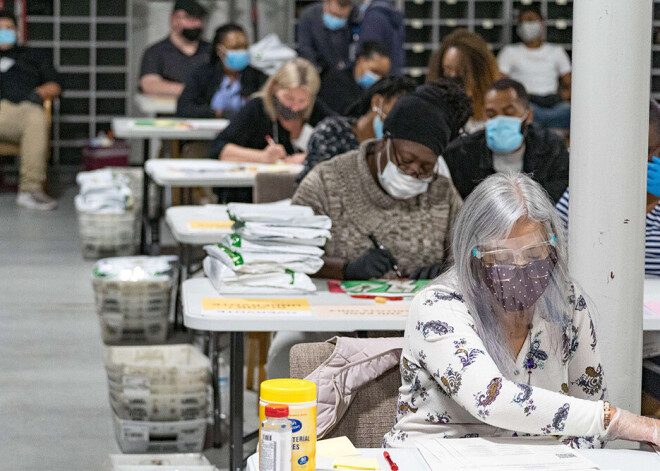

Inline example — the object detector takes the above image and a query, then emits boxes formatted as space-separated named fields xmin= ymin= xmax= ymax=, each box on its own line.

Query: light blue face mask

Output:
xmin=373 ymin=115 xmax=384 ymax=139
xmin=323 ymin=13 xmax=347 ymax=30
xmin=0 ymin=29 xmax=16 ymax=46
xmin=356 ymin=70 xmax=380 ymax=89
xmin=485 ymin=115 xmax=525 ymax=153
xmin=223 ymin=49 xmax=250 ymax=71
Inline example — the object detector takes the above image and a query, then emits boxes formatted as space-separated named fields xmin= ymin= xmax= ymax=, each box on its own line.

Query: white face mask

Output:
xmin=376 ymin=140 xmax=434 ymax=200
xmin=517 ymin=21 xmax=543 ymax=42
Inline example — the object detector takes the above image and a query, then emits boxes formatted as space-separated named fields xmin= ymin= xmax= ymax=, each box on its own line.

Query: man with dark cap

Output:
xmin=262 ymin=80 xmax=472 ymax=378
xmin=139 ymin=0 xmax=210 ymax=97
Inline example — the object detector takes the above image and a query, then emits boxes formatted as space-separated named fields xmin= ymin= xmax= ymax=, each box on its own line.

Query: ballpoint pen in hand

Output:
xmin=368 ymin=234 xmax=403 ymax=278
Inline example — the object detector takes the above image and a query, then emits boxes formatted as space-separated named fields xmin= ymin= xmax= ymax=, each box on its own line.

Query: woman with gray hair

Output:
xmin=385 ymin=172 xmax=660 ymax=448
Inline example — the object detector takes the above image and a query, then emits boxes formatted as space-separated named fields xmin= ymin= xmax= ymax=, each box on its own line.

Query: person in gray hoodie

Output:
xmin=354 ymin=0 xmax=405 ymax=76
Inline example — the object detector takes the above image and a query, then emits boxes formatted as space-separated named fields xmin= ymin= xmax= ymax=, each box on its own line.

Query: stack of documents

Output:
xmin=203 ymin=202 xmax=330 ymax=294
xmin=416 ymin=437 xmax=605 ymax=471
xmin=75 ymin=168 xmax=135 ymax=214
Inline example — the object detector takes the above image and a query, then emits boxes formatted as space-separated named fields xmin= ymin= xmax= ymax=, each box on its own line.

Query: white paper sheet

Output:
xmin=416 ymin=437 xmax=604 ymax=471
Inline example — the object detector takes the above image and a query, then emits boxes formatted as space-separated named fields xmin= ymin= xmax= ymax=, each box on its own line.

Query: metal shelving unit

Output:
xmin=25 ymin=0 xmax=134 ymax=169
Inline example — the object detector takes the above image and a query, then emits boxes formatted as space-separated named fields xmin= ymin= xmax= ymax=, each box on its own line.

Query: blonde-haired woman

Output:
xmin=209 ymin=57 xmax=333 ymax=164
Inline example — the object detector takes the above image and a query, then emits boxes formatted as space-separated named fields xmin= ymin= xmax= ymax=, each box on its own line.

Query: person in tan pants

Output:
xmin=0 ymin=10 xmax=60 ymax=210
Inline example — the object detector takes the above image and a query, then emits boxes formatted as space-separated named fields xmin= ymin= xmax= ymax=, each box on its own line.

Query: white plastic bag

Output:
xmin=204 ymin=244 xmax=323 ymax=274
xmin=203 ymin=256 xmax=316 ymax=294
xmin=249 ymin=33 xmax=298 ymax=75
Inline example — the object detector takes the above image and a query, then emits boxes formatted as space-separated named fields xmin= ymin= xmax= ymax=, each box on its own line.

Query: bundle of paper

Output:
xmin=203 ymin=256 xmax=316 ymax=294
xmin=75 ymin=168 xmax=135 ymax=213
xmin=228 ymin=202 xmax=332 ymax=246
xmin=204 ymin=243 xmax=323 ymax=275
xmin=416 ymin=437 xmax=602 ymax=471
xmin=203 ymin=202 xmax=330 ymax=294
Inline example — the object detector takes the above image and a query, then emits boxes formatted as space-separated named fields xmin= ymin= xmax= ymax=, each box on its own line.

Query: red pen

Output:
xmin=383 ymin=451 xmax=398 ymax=471
xmin=265 ymin=135 xmax=276 ymax=146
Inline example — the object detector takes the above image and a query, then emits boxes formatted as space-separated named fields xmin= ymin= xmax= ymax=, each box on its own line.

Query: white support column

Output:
xmin=569 ymin=0 xmax=652 ymax=415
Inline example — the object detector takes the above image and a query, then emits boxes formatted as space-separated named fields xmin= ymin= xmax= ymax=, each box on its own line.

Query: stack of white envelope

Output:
xmin=203 ymin=202 xmax=331 ymax=294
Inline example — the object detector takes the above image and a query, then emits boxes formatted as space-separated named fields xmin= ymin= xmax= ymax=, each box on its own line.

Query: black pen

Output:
xmin=368 ymin=233 xmax=403 ymax=278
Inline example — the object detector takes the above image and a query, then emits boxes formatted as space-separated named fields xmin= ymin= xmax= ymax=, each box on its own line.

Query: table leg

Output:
xmin=230 ymin=331 xmax=245 ymax=471
xmin=149 ymin=182 xmax=162 ymax=255
xmin=140 ymin=139 xmax=150 ymax=254
xmin=174 ymin=243 xmax=192 ymax=330
xmin=211 ymin=332 xmax=222 ymax=448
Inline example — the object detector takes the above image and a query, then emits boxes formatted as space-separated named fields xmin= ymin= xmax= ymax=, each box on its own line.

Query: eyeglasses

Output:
xmin=472 ymin=235 xmax=557 ymax=267
xmin=389 ymin=139 xmax=438 ymax=181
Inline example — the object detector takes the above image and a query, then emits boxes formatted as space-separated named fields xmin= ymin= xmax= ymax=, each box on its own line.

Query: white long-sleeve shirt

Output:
xmin=384 ymin=281 xmax=607 ymax=449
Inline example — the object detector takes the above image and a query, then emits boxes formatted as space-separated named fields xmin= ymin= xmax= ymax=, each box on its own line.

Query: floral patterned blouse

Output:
xmin=384 ymin=281 xmax=608 ymax=449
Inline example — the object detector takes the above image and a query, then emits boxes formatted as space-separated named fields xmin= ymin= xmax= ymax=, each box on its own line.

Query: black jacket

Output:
xmin=176 ymin=62 xmax=267 ymax=119
xmin=0 ymin=45 xmax=59 ymax=104
xmin=443 ymin=124 xmax=569 ymax=203
xmin=297 ymin=2 xmax=353 ymax=72
xmin=209 ymin=96 xmax=335 ymax=158
xmin=318 ymin=67 xmax=363 ymax=115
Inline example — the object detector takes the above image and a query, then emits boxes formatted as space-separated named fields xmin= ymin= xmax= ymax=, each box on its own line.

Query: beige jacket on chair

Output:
xmin=304 ymin=336 xmax=403 ymax=438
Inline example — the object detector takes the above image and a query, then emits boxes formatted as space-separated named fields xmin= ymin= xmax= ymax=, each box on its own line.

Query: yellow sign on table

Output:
xmin=201 ymin=298 xmax=312 ymax=312
xmin=188 ymin=220 xmax=233 ymax=230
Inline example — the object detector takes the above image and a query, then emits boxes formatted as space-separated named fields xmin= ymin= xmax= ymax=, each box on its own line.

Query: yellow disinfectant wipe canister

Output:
xmin=259 ymin=379 xmax=317 ymax=471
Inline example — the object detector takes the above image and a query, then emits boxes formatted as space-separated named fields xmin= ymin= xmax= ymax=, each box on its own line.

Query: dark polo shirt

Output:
xmin=139 ymin=36 xmax=211 ymax=85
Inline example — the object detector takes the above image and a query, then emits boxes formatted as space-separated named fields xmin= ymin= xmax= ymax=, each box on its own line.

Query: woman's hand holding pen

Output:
xmin=343 ymin=247 xmax=397 ymax=280
xmin=262 ymin=135 xmax=287 ymax=163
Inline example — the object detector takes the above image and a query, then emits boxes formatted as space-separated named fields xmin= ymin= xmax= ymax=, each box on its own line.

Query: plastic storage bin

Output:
xmin=83 ymin=141 xmax=131 ymax=170
xmin=93 ymin=256 xmax=178 ymax=344
xmin=112 ymin=414 xmax=208 ymax=453
xmin=76 ymin=167 xmax=143 ymax=259
xmin=104 ymin=345 xmax=210 ymax=394
xmin=109 ymin=388 xmax=208 ymax=422
xmin=78 ymin=210 xmax=139 ymax=259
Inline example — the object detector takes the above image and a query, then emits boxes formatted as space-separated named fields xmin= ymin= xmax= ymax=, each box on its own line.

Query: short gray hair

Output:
xmin=435 ymin=173 xmax=571 ymax=377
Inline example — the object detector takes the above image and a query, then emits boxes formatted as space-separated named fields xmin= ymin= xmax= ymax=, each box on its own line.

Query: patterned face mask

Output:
xmin=478 ymin=251 xmax=557 ymax=312
xmin=273 ymin=95 xmax=305 ymax=120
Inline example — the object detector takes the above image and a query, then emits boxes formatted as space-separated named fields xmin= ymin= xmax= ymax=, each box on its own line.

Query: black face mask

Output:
xmin=274 ymin=96 xmax=305 ymax=121
xmin=182 ymin=27 xmax=203 ymax=41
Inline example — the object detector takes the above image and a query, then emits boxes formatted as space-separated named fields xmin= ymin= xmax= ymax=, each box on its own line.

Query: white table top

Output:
xmin=111 ymin=118 xmax=229 ymax=140
xmin=245 ymin=447 xmax=660 ymax=471
xmin=145 ymin=159 xmax=303 ymax=187
xmin=182 ymin=277 xmax=660 ymax=333
xmin=182 ymin=278 xmax=410 ymax=332
xmin=134 ymin=94 xmax=177 ymax=115
xmin=165 ymin=205 xmax=231 ymax=245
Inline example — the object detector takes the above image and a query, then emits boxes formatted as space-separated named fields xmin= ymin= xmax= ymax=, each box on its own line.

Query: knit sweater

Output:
xmin=292 ymin=140 xmax=463 ymax=277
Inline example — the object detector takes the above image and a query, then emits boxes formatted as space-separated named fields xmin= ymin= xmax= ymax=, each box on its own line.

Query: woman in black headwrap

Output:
xmin=292 ymin=79 xmax=473 ymax=281
xmin=266 ymin=79 xmax=473 ymax=379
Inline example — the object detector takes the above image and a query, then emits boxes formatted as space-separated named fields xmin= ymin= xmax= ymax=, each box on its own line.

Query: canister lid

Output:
xmin=260 ymin=378 xmax=317 ymax=403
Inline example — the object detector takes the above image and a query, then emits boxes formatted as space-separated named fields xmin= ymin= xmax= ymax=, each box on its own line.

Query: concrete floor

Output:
xmin=0 ymin=186 xmax=258 ymax=470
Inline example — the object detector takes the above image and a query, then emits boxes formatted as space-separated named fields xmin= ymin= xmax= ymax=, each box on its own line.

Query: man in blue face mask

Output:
xmin=0 ymin=9 xmax=61 ymax=210
xmin=297 ymin=0 xmax=353 ymax=73
xmin=316 ymin=41 xmax=391 ymax=115
xmin=443 ymin=78 xmax=569 ymax=203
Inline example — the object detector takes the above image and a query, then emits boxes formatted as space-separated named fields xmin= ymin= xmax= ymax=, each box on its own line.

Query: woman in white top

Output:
xmin=385 ymin=172 xmax=660 ymax=448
